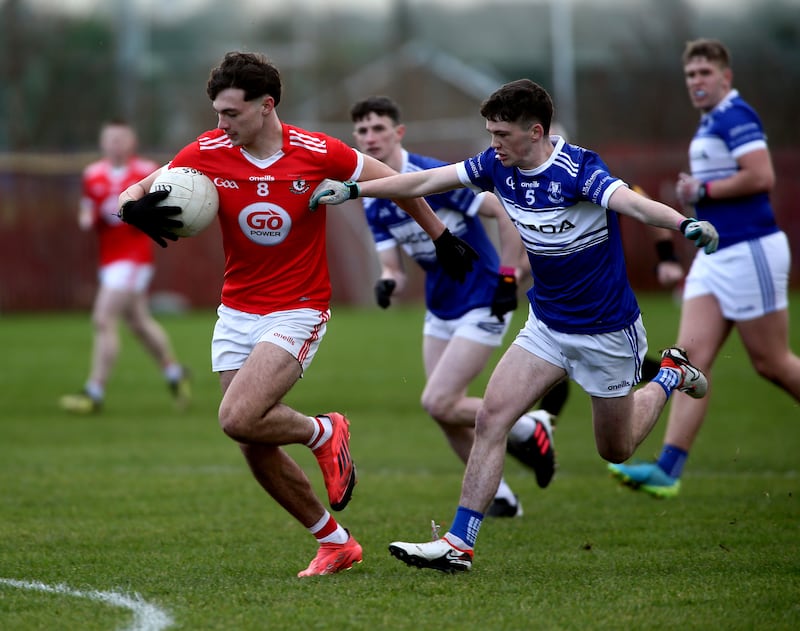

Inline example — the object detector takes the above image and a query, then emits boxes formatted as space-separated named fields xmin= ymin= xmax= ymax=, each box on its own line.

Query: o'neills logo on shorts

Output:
xmin=607 ymin=379 xmax=631 ymax=392
xmin=273 ymin=332 xmax=296 ymax=346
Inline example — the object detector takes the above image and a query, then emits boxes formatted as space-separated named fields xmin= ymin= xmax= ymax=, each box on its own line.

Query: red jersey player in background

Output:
xmin=59 ymin=120 xmax=190 ymax=414
xmin=117 ymin=52 xmax=478 ymax=577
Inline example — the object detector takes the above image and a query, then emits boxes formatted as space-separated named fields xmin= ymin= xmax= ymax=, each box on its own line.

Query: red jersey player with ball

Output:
xmin=148 ymin=166 xmax=219 ymax=237
xmin=118 ymin=52 xmax=477 ymax=577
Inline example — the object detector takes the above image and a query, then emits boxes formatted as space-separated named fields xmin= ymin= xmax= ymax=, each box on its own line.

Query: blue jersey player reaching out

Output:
xmin=312 ymin=79 xmax=719 ymax=572
xmin=350 ymin=96 xmax=566 ymax=517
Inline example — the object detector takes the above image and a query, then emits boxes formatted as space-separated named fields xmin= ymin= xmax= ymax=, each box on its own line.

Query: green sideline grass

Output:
xmin=0 ymin=294 xmax=798 ymax=630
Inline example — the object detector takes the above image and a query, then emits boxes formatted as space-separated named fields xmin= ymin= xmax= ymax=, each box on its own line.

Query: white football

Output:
xmin=149 ymin=167 xmax=219 ymax=237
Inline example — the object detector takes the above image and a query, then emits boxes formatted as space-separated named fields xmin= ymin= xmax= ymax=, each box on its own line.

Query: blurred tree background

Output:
xmin=2 ymin=0 xmax=798 ymax=151
xmin=0 ymin=0 xmax=798 ymax=311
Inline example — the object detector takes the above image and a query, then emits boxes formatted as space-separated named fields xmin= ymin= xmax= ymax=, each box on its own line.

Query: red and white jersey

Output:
xmin=82 ymin=156 xmax=160 ymax=265
xmin=169 ymin=125 xmax=363 ymax=314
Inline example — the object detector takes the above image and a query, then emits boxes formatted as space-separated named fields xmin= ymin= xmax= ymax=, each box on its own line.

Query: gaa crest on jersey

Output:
xmin=290 ymin=178 xmax=310 ymax=194
xmin=239 ymin=202 xmax=292 ymax=245
xmin=546 ymin=180 xmax=564 ymax=204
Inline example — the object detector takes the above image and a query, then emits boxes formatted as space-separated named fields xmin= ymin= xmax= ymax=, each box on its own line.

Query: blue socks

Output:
xmin=657 ymin=444 xmax=688 ymax=479
xmin=448 ymin=506 xmax=484 ymax=548
xmin=653 ymin=366 xmax=681 ymax=399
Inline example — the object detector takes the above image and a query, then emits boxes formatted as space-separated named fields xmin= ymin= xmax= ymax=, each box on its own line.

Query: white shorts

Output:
xmin=211 ymin=304 xmax=330 ymax=373
xmin=683 ymin=231 xmax=790 ymax=321
xmin=423 ymin=306 xmax=511 ymax=347
xmin=513 ymin=306 xmax=648 ymax=398
xmin=98 ymin=261 xmax=154 ymax=292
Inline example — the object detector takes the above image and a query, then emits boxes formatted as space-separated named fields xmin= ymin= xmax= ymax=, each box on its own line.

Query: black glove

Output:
xmin=374 ymin=279 xmax=396 ymax=309
xmin=490 ymin=272 xmax=518 ymax=322
xmin=118 ymin=190 xmax=183 ymax=248
xmin=655 ymin=239 xmax=678 ymax=264
xmin=433 ymin=229 xmax=479 ymax=283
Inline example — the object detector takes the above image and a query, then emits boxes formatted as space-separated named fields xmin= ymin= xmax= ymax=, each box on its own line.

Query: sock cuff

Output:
xmin=658 ymin=444 xmax=689 ymax=478
xmin=653 ymin=367 xmax=680 ymax=399
xmin=450 ymin=505 xmax=483 ymax=548
xmin=307 ymin=415 xmax=332 ymax=449
xmin=308 ymin=511 xmax=334 ymax=536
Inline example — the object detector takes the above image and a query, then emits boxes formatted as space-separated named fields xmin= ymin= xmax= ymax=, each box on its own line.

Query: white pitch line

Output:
xmin=0 ymin=578 xmax=173 ymax=631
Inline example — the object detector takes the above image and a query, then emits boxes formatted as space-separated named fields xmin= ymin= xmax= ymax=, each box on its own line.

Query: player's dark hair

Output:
xmin=480 ymin=79 xmax=552 ymax=134
xmin=682 ymin=38 xmax=731 ymax=69
xmin=206 ymin=52 xmax=282 ymax=105
xmin=350 ymin=96 xmax=401 ymax=124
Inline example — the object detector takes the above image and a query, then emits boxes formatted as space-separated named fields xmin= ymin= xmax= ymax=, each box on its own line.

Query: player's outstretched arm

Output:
xmin=309 ymin=164 xmax=461 ymax=209
xmin=366 ymin=159 xmax=479 ymax=283
xmin=308 ymin=179 xmax=358 ymax=208
xmin=609 ymin=185 xmax=719 ymax=254
xmin=312 ymin=158 xmax=479 ymax=282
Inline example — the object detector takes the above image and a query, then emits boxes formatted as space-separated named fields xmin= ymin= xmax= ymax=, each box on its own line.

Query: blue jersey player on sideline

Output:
xmin=350 ymin=97 xmax=566 ymax=518
xmin=608 ymin=39 xmax=800 ymax=498
xmin=311 ymin=79 xmax=720 ymax=572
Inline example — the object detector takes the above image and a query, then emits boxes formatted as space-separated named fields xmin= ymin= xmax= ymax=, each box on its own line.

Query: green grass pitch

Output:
xmin=0 ymin=294 xmax=798 ymax=630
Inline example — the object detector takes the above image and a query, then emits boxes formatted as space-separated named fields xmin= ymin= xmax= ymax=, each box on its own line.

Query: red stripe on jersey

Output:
xmin=199 ymin=135 xmax=233 ymax=150
xmin=289 ymin=129 xmax=328 ymax=154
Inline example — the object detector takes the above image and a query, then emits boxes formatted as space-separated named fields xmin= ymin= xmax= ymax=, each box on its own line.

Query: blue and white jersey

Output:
xmin=363 ymin=150 xmax=500 ymax=320
xmin=457 ymin=136 xmax=638 ymax=334
xmin=689 ymin=89 xmax=778 ymax=250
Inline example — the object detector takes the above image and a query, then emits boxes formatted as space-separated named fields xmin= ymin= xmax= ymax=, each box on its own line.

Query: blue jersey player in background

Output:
xmin=350 ymin=96 xmax=566 ymax=517
xmin=313 ymin=78 xmax=719 ymax=572
xmin=609 ymin=39 xmax=800 ymax=498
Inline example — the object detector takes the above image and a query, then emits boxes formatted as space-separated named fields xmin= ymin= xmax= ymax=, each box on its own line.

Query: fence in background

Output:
xmin=1 ymin=146 xmax=797 ymax=312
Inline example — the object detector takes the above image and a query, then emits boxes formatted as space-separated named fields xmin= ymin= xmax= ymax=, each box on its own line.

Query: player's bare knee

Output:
xmin=751 ymin=356 xmax=782 ymax=383
xmin=421 ymin=391 xmax=457 ymax=424
xmin=126 ymin=320 xmax=148 ymax=338
xmin=473 ymin=409 xmax=505 ymax=442
xmin=92 ymin=314 xmax=114 ymax=332
xmin=218 ymin=416 xmax=243 ymax=441
xmin=218 ymin=403 xmax=251 ymax=441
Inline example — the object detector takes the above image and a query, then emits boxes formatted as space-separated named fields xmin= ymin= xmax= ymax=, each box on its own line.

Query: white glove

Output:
xmin=309 ymin=179 xmax=360 ymax=210
xmin=680 ymin=219 xmax=719 ymax=254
